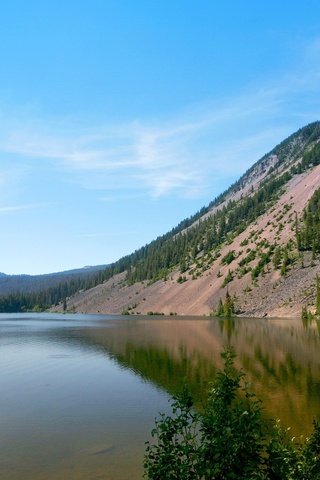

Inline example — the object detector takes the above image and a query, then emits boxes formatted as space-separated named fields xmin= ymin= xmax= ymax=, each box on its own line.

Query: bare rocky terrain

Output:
xmin=53 ymin=129 xmax=320 ymax=318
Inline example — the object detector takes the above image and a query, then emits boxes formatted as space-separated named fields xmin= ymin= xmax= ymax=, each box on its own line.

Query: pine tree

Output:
xmin=316 ymin=275 xmax=320 ymax=317
xmin=301 ymin=305 xmax=309 ymax=321
xmin=280 ymin=247 xmax=289 ymax=276
xmin=223 ymin=291 xmax=234 ymax=318
xmin=222 ymin=269 xmax=233 ymax=288
xmin=273 ymin=247 xmax=281 ymax=269
xmin=216 ymin=298 xmax=224 ymax=316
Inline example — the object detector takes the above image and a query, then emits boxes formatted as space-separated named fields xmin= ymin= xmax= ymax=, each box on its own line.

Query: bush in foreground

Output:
xmin=144 ymin=348 xmax=320 ymax=479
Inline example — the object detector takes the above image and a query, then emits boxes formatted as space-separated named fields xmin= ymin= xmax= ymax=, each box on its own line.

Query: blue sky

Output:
xmin=1 ymin=1 xmax=320 ymax=275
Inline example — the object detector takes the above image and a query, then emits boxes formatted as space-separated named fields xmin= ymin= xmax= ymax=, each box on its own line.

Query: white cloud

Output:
xmin=0 ymin=204 xmax=41 ymax=214
xmin=0 ymin=37 xmax=320 ymax=200
xmin=100 ymin=192 xmax=146 ymax=202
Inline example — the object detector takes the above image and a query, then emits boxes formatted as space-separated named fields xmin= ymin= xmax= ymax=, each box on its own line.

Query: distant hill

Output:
xmin=0 ymin=265 xmax=107 ymax=296
xmin=2 ymin=121 xmax=320 ymax=316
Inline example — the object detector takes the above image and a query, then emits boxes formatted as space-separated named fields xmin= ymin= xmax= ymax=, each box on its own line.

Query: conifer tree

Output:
xmin=216 ymin=298 xmax=224 ymax=317
xmin=223 ymin=291 xmax=234 ymax=318
xmin=280 ymin=247 xmax=289 ymax=276
xmin=316 ymin=275 xmax=320 ymax=317
xmin=273 ymin=247 xmax=281 ymax=269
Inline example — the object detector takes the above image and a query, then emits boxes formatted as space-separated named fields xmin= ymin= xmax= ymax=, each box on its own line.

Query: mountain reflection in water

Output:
xmin=80 ymin=316 xmax=320 ymax=436
xmin=1 ymin=313 xmax=320 ymax=480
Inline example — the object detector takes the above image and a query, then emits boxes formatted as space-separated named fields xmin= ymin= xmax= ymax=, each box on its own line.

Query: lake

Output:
xmin=1 ymin=313 xmax=320 ymax=479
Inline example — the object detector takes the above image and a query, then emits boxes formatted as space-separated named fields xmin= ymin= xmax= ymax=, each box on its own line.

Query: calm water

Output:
xmin=1 ymin=313 xmax=320 ymax=479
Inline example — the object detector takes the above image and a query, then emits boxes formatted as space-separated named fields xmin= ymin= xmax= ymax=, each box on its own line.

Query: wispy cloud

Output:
xmin=0 ymin=100 xmax=286 ymax=199
xmin=0 ymin=204 xmax=41 ymax=215
xmin=0 ymin=38 xmax=320 ymax=200
xmin=100 ymin=192 xmax=147 ymax=202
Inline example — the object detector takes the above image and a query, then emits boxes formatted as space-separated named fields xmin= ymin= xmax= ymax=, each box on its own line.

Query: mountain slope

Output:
xmin=2 ymin=121 xmax=320 ymax=315
xmin=53 ymin=121 xmax=320 ymax=317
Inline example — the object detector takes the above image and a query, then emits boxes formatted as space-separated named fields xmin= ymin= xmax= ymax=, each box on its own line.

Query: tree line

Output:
xmin=1 ymin=122 xmax=320 ymax=312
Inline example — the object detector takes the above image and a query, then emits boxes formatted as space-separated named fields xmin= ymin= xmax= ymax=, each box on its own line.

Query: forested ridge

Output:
xmin=1 ymin=121 xmax=320 ymax=313
xmin=0 ymin=265 xmax=107 ymax=296
xmin=297 ymin=185 xmax=320 ymax=254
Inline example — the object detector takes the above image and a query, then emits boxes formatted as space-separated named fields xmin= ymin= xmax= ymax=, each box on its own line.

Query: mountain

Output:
xmin=0 ymin=265 xmax=107 ymax=296
xmin=2 ymin=121 xmax=320 ymax=316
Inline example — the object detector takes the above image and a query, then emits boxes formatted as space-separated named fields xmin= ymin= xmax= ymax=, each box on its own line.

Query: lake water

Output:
xmin=1 ymin=313 xmax=320 ymax=479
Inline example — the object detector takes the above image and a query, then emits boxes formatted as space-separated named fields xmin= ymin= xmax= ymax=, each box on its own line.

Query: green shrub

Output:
xmin=177 ymin=275 xmax=188 ymax=284
xmin=144 ymin=348 xmax=320 ymax=480
xmin=221 ymin=269 xmax=233 ymax=288
xmin=221 ymin=250 xmax=236 ymax=265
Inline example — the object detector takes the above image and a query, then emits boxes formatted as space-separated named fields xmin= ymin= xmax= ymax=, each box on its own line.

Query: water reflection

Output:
xmin=78 ymin=316 xmax=320 ymax=436
xmin=1 ymin=314 xmax=320 ymax=480
xmin=302 ymin=313 xmax=320 ymax=334
xmin=0 ymin=314 xmax=170 ymax=480
xmin=218 ymin=316 xmax=236 ymax=340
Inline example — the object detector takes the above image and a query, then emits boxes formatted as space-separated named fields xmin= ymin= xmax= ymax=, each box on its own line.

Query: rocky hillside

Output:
xmin=2 ymin=121 xmax=320 ymax=316
xmin=50 ymin=121 xmax=320 ymax=318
